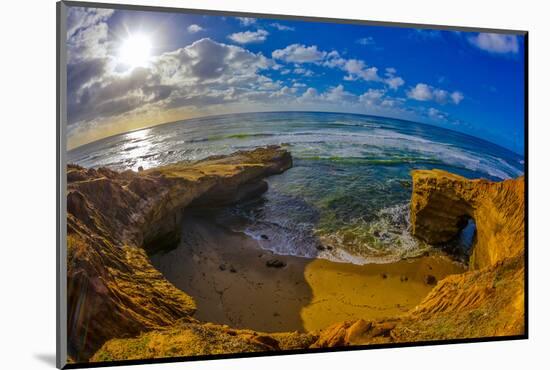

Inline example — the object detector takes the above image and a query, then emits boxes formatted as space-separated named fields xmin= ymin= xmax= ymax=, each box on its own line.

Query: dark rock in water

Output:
xmin=400 ymin=275 xmax=408 ymax=282
xmin=424 ymin=274 xmax=437 ymax=285
xmin=219 ymin=264 xmax=226 ymax=271
xmin=381 ymin=273 xmax=388 ymax=279
xmin=260 ymin=234 xmax=269 ymax=240
xmin=229 ymin=266 xmax=237 ymax=273
xmin=138 ymin=166 xmax=144 ymax=172
xmin=266 ymin=259 xmax=286 ymax=268
xmin=326 ymin=245 xmax=333 ymax=251
xmin=373 ymin=230 xmax=381 ymax=237
xmin=316 ymin=245 xmax=326 ymax=251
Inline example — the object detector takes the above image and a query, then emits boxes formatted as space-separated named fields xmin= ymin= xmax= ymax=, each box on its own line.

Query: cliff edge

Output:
xmin=67 ymin=146 xmax=294 ymax=361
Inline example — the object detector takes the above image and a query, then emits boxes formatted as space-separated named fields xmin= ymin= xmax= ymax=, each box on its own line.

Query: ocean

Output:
xmin=68 ymin=112 xmax=524 ymax=264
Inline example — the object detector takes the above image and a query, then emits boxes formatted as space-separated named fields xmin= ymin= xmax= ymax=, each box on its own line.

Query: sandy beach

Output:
xmin=150 ymin=210 xmax=466 ymax=333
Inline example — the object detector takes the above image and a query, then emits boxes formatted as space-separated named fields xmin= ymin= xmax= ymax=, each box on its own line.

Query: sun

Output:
xmin=118 ymin=33 xmax=152 ymax=69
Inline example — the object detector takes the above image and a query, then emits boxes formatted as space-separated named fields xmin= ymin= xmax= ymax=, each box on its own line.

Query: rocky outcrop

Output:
xmin=312 ymin=170 xmax=525 ymax=348
xmin=410 ymin=169 xmax=524 ymax=269
xmin=70 ymin=158 xmax=524 ymax=361
xmin=67 ymin=146 xmax=292 ymax=361
xmin=91 ymin=322 xmax=316 ymax=362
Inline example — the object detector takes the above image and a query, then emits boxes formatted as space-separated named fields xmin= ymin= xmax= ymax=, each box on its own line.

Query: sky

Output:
xmin=66 ymin=6 xmax=525 ymax=153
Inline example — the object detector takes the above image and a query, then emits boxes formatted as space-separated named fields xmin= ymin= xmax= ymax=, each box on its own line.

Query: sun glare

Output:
xmin=118 ymin=33 xmax=152 ymax=69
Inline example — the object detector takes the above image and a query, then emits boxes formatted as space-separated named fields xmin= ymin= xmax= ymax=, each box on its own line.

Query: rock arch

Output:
xmin=410 ymin=169 xmax=525 ymax=269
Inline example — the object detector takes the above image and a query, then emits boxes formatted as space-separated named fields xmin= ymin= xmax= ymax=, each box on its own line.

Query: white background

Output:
xmin=1 ymin=0 xmax=548 ymax=368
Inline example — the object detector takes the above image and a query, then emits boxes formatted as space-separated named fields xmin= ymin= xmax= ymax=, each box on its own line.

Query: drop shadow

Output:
xmin=33 ymin=353 xmax=56 ymax=367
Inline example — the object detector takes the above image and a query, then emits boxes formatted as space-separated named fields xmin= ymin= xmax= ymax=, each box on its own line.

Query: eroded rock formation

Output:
xmin=68 ymin=154 xmax=524 ymax=361
xmin=67 ymin=146 xmax=292 ymax=361
xmin=410 ymin=169 xmax=524 ymax=269
xmin=312 ymin=170 xmax=525 ymax=347
xmin=91 ymin=322 xmax=316 ymax=362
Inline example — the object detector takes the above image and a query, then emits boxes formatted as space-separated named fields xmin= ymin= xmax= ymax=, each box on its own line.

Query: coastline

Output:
xmin=150 ymin=211 xmax=466 ymax=333
xmin=66 ymin=146 xmax=524 ymax=362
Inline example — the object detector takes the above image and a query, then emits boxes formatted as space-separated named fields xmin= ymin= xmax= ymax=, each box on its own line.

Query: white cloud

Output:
xmin=272 ymin=44 xmax=327 ymax=63
xmin=468 ymin=33 xmax=519 ymax=54
xmin=356 ymin=37 xmax=375 ymax=45
xmin=68 ymin=38 xmax=278 ymax=131
xmin=407 ymin=83 xmax=463 ymax=105
xmin=236 ymin=17 xmax=257 ymax=26
xmin=272 ymin=43 xmax=406 ymax=91
xmin=274 ymin=43 xmax=408 ymax=91
xmin=271 ymin=22 xmax=295 ymax=31
xmin=66 ymin=7 xmax=114 ymax=40
xmin=67 ymin=12 xmax=465 ymax=146
xmin=342 ymin=59 xmax=379 ymax=82
xmin=433 ymin=89 xmax=448 ymax=103
xmin=322 ymin=84 xmax=357 ymax=102
xmin=187 ymin=24 xmax=204 ymax=33
xmin=301 ymin=87 xmax=318 ymax=99
xmin=450 ymin=91 xmax=464 ymax=104
xmin=359 ymin=88 xmax=404 ymax=109
xmin=293 ymin=67 xmax=314 ymax=77
xmin=386 ymin=76 xmax=405 ymax=90
xmin=359 ymin=89 xmax=385 ymax=104
xmin=322 ymin=51 xmax=346 ymax=68
xmin=428 ymin=107 xmax=449 ymax=121
xmin=384 ymin=67 xmax=405 ymax=90
xmin=228 ymin=29 xmax=269 ymax=44
xmin=270 ymin=85 xmax=297 ymax=97
xmin=408 ymin=84 xmax=435 ymax=101
xmin=66 ymin=7 xmax=114 ymax=64
xmin=296 ymin=84 xmax=407 ymax=116
xmin=297 ymin=84 xmax=357 ymax=104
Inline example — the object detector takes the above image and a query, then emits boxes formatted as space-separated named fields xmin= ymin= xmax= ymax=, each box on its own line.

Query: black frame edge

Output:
xmin=63 ymin=335 xmax=528 ymax=369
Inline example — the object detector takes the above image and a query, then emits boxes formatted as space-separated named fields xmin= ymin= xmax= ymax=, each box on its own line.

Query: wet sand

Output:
xmin=150 ymin=212 xmax=466 ymax=333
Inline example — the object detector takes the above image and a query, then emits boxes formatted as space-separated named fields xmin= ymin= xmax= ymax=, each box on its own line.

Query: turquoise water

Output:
xmin=69 ymin=112 xmax=524 ymax=264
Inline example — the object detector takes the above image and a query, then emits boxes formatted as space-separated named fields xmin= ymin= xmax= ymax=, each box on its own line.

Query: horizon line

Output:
xmin=67 ymin=109 xmax=525 ymax=157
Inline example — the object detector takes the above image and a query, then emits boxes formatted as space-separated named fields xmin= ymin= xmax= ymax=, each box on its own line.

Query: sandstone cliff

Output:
xmin=91 ymin=322 xmax=316 ymax=362
xmin=410 ymin=169 xmax=524 ymax=269
xmin=312 ymin=170 xmax=525 ymax=347
xmin=67 ymin=146 xmax=293 ymax=361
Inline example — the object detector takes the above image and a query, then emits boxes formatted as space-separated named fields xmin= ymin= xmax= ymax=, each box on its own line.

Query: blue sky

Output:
xmin=66 ymin=7 xmax=525 ymax=153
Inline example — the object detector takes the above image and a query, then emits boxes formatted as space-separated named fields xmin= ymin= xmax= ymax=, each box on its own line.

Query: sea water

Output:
xmin=68 ymin=112 xmax=524 ymax=264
